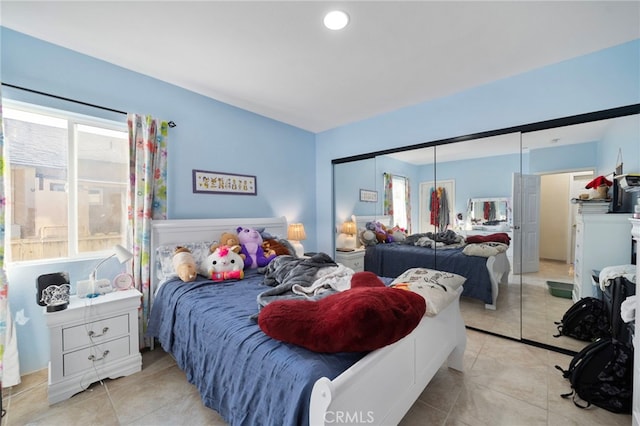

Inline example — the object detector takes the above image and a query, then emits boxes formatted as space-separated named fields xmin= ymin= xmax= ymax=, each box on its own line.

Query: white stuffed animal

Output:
xmin=203 ymin=245 xmax=245 ymax=282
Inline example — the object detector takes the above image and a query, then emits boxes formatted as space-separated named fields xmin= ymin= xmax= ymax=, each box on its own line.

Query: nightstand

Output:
xmin=44 ymin=288 xmax=143 ymax=404
xmin=335 ymin=248 xmax=366 ymax=272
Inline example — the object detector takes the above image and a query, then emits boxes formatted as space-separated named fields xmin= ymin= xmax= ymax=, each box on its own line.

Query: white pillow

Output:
xmin=390 ymin=268 xmax=466 ymax=316
xmin=156 ymin=241 xmax=213 ymax=282
xmin=390 ymin=267 xmax=466 ymax=290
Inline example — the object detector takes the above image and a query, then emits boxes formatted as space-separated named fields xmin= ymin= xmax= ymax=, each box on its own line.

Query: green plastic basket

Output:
xmin=546 ymin=281 xmax=573 ymax=299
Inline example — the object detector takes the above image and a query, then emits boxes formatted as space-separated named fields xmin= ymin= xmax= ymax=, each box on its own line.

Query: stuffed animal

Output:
xmin=203 ymin=245 xmax=245 ymax=282
xmin=262 ymin=238 xmax=292 ymax=257
xmin=359 ymin=229 xmax=378 ymax=247
xmin=237 ymin=226 xmax=277 ymax=269
xmin=390 ymin=226 xmax=407 ymax=243
xmin=210 ymin=232 xmax=245 ymax=260
xmin=172 ymin=246 xmax=198 ymax=282
xmin=366 ymin=221 xmax=393 ymax=243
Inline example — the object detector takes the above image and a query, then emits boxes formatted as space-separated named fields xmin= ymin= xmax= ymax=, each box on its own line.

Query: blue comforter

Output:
xmin=364 ymin=243 xmax=493 ymax=304
xmin=146 ymin=271 xmax=367 ymax=426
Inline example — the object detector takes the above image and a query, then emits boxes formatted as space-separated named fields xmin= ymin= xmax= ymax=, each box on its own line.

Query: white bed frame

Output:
xmin=150 ymin=217 xmax=466 ymax=426
xmin=353 ymin=215 xmax=509 ymax=310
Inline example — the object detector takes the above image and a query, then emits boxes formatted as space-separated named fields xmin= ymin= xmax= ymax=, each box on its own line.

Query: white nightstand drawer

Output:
xmin=335 ymin=249 xmax=365 ymax=272
xmin=63 ymin=335 xmax=130 ymax=377
xmin=63 ymin=314 xmax=130 ymax=352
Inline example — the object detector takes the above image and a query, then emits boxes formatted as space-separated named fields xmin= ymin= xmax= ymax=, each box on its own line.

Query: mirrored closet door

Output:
xmin=332 ymin=105 xmax=639 ymax=354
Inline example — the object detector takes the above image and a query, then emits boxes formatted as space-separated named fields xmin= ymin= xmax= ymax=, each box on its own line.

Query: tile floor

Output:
xmin=1 ymin=328 xmax=631 ymax=426
xmin=461 ymin=259 xmax=590 ymax=353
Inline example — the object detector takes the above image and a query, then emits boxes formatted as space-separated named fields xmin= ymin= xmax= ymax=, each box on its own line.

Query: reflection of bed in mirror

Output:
xmin=354 ymin=215 xmax=510 ymax=310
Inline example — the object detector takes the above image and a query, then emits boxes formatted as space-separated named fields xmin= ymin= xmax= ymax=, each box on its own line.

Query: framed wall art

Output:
xmin=359 ymin=189 xmax=378 ymax=202
xmin=192 ymin=169 xmax=257 ymax=195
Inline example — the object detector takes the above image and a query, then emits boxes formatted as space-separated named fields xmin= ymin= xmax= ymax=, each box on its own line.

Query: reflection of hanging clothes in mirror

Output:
xmin=429 ymin=187 xmax=450 ymax=232
xmin=483 ymin=201 xmax=496 ymax=222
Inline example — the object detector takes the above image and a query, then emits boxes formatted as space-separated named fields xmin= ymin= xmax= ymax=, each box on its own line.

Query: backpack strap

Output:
xmin=572 ymin=394 xmax=592 ymax=410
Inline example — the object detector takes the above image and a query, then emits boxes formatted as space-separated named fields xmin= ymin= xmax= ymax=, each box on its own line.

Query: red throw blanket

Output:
xmin=465 ymin=232 xmax=511 ymax=245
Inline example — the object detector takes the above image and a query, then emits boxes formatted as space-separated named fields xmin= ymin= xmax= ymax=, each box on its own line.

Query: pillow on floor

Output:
xmin=258 ymin=278 xmax=425 ymax=353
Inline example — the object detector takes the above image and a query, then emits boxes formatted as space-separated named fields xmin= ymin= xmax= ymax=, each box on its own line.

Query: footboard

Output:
xmin=484 ymin=251 xmax=510 ymax=310
xmin=309 ymin=288 xmax=466 ymax=426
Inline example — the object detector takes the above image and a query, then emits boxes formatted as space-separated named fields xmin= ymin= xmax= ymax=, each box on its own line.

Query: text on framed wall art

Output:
xmin=192 ymin=169 xmax=257 ymax=195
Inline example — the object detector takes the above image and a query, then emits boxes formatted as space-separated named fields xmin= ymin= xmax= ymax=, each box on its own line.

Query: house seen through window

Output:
xmin=3 ymin=103 xmax=128 ymax=262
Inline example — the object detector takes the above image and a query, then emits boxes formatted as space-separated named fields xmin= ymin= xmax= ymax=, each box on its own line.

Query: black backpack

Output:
xmin=554 ymin=297 xmax=611 ymax=341
xmin=555 ymin=337 xmax=633 ymax=414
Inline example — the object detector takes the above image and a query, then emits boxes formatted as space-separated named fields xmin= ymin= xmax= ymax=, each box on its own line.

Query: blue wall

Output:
xmin=2 ymin=26 xmax=639 ymax=375
xmin=1 ymin=27 xmax=316 ymax=374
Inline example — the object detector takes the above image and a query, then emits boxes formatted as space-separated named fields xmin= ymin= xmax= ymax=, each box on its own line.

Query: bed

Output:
xmin=147 ymin=217 xmax=466 ymax=426
xmin=354 ymin=215 xmax=509 ymax=310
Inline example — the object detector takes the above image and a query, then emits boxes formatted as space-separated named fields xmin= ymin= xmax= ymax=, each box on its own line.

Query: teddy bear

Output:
xmin=210 ymin=232 xmax=245 ymax=260
xmin=237 ymin=226 xmax=277 ymax=269
xmin=202 ymin=245 xmax=245 ymax=282
xmin=172 ymin=246 xmax=198 ymax=282
xmin=262 ymin=238 xmax=291 ymax=257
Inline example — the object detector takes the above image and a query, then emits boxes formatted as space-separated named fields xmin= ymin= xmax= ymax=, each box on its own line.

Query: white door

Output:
xmin=512 ymin=173 xmax=541 ymax=274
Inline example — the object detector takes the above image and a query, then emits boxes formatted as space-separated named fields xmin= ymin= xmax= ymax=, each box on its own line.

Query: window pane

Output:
xmin=392 ymin=176 xmax=407 ymax=230
xmin=3 ymin=105 xmax=128 ymax=262
xmin=4 ymin=111 xmax=69 ymax=261
xmin=76 ymin=125 xmax=128 ymax=254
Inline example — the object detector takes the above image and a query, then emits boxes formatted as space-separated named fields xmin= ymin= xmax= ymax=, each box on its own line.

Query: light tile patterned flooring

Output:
xmin=1 ymin=328 xmax=631 ymax=426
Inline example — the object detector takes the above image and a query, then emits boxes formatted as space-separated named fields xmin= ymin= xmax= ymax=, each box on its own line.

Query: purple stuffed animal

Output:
xmin=236 ymin=226 xmax=277 ymax=269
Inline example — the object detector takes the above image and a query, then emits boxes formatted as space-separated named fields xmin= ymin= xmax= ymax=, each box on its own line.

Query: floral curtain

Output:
xmin=383 ymin=172 xmax=412 ymax=233
xmin=383 ymin=172 xmax=393 ymax=217
xmin=0 ymin=91 xmax=7 ymax=383
xmin=404 ymin=177 xmax=412 ymax=233
xmin=127 ymin=114 xmax=168 ymax=347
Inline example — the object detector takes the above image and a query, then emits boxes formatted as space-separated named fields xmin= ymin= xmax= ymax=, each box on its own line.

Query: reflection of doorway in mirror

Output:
xmin=419 ymin=180 xmax=455 ymax=233
xmin=539 ymin=170 xmax=594 ymax=265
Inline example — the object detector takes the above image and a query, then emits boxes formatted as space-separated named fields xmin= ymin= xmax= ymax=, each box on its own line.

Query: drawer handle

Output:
xmin=88 ymin=327 xmax=109 ymax=338
xmin=88 ymin=350 xmax=110 ymax=362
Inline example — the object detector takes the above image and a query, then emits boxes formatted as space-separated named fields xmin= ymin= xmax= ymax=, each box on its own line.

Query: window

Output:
xmin=392 ymin=175 xmax=408 ymax=230
xmin=3 ymin=102 xmax=128 ymax=262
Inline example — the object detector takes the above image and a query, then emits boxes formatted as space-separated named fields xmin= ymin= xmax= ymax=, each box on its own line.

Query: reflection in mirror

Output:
xmin=380 ymin=135 xmax=521 ymax=339
xmin=520 ymin=113 xmax=640 ymax=353
xmin=431 ymin=134 xmax=521 ymax=340
xmin=332 ymin=107 xmax=639 ymax=354
xmin=466 ymin=197 xmax=510 ymax=230
xmin=333 ymin=158 xmax=381 ymax=253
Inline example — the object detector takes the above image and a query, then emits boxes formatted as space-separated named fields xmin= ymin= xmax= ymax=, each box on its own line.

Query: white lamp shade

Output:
xmin=114 ymin=244 xmax=133 ymax=263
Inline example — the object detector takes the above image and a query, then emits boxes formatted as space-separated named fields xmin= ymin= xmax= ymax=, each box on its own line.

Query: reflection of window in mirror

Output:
xmin=385 ymin=174 xmax=409 ymax=231
xmin=392 ymin=176 xmax=407 ymax=229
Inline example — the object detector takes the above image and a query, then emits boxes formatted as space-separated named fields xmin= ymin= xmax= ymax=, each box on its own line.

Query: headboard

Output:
xmin=150 ymin=216 xmax=288 ymax=305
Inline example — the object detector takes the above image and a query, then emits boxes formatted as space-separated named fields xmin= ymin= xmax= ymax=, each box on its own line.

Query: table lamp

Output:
xmin=339 ymin=221 xmax=357 ymax=249
xmin=287 ymin=223 xmax=306 ymax=257
xmin=77 ymin=244 xmax=134 ymax=298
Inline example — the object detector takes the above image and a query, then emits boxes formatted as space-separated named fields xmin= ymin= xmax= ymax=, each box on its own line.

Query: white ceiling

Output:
xmin=1 ymin=1 xmax=639 ymax=133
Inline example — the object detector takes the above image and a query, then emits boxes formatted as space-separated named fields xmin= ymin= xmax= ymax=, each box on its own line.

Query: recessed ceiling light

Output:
xmin=324 ymin=10 xmax=349 ymax=30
